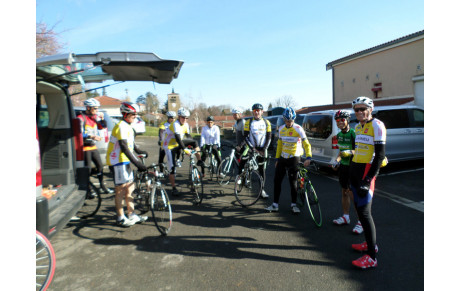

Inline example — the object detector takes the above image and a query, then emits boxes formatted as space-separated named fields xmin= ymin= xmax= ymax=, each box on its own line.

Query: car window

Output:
xmin=411 ymin=109 xmax=424 ymax=127
xmin=374 ymin=109 xmax=410 ymax=129
xmin=303 ymin=114 xmax=333 ymax=139
xmin=295 ymin=114 xmax=304 ymax=125
xmin=37 ymin=95 xmax=49 ymax=128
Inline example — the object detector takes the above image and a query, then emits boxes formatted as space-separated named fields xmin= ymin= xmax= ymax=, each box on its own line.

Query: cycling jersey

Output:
xmin=159 ymin=120 xmax=171 ymax=143
xmin=243 ymin=118 xmax=271 ymax=149
xmin=337 ymin=128 xmax=356 ymax=166
xmin=106 ymin=120 xmax=135 ymax=166
xmin=77 ymin=113 xmax=106 ymax=151
xmin=276 ymin=124 xmax=312 ymax=159
xmin=163 ymin=120 xmax=190 ymax=150
xmin=200 ymin=125 xmax=221 ymax=147
xmin=352 ymin=119 xmax=386 ymax=164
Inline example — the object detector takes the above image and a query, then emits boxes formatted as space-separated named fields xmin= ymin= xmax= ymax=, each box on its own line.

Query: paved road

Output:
xmin=47 ymin=136 xmax=423 ymax=291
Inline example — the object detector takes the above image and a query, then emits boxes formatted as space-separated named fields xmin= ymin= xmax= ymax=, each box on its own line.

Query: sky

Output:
xmin=35 ymin=0 xmax=424 ymax=111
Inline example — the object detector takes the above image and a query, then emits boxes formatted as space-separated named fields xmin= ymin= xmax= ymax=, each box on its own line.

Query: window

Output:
xmin=36 ymin=94 xmax=49 ymax=128
xmin=411 ymin=109 xmax=424 ymax=127
xmin=374 ymin=109 xmax=410 ymax=129
xmin=303 ymin=115 xmax=333 ymax=139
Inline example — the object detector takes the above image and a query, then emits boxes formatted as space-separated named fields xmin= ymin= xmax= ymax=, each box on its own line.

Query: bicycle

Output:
xmin=133 ymin=154 xmax=173 ymax=235
xmin=76 ymin=174 xmax=102 ymax=219
xmin=182 ymin=147 xmax=204 ymax=205
xmin=234 ymin=150 xmax=264 ymax=207
xmin=202 ymin=144 xmax=219 ymax=180
xmin=296 ymin=163 xmax=322 ymax=227
xmin=217 ymin=144 xmax=240 ymax=186
xmin=36 ymin=230 xmax=56 ymax=291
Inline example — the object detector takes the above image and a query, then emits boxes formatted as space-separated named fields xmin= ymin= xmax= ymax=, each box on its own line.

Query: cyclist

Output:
xmin=265 ymin=107 xmax=312 ymax=213
xmin=106 ymin=102 xmax=149 ymax=227
xmin=349 ymin=96 xmax=386 ymax=269
xmin=77 ymin=98 xmax=113 ymax=194
xmin=331 ymin=110 xmax=363 ymax=234
xmin=158 ymin=111 xmax=176 ymax=173
xmin=200 ymin=116 xmax=222 ymax=176
xmin=232 ymin=107 xmax=245 ymax=146
xmin=163 ymin=107 xmax=204 ymax=196
xmin=237 ymin=103 xmax=271 ymax=198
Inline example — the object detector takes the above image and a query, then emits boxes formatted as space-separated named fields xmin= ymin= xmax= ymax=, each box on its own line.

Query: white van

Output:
xmin=301 ymin=105 xmax=424 ymax=168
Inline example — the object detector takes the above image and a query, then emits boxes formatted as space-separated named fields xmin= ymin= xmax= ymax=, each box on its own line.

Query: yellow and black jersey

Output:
xmin=276 ymin=124 xmax=312 ymax=159
xmin=352 ymin=118 xmax=386 ymax=164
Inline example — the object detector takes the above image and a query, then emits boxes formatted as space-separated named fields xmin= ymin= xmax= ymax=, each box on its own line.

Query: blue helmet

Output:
xmin=282 ymin=107 xmax=296 ymax=121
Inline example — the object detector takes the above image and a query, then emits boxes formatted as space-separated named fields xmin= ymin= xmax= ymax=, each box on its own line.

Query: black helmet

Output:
xmin=206 ymin=116 xmax=214 ymax=122
xmin=334 ymin=110 xmax=351 ymax=121
xmin=252 ymin=103 xmax=263 ymax=110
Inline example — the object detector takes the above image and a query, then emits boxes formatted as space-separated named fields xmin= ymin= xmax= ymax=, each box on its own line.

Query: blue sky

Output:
xmin=36 ymin=0 xmax=424 ymax=111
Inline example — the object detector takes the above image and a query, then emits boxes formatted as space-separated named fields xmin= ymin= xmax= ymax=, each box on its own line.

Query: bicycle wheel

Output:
xmin=191 ymin=166 xmax=204 ymax=205
xmin=77 ymin=182 xmax=101 ymax=218
xmin=36 ymin=230 xmax=56 ymax=291
xmin=234 ymin=170 xmax=263 ymax=207
xmin=218 ymin=157 xmax=237 ymax=185
xmin=304 ymin=177 xmax=322 ymax=227
xmin=133 ymin=183 xmax=150 ymax=214
xmin=151 ymin=186 xmax=173 ymax=235
xmin=209 ymin=156 xmax=218 ymax=181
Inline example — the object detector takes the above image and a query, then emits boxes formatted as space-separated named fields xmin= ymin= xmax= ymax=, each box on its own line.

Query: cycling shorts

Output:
xmin=109 ymin=163 xmax=133 ymax=186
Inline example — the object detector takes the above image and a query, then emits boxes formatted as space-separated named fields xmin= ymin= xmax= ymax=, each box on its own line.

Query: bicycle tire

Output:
xmin=151 ymin=186 xmax=172 ymax=235
xmin=234 ymin=170 xmax=263 ymax=207
xmin=304 ymin=176 xmax=322 ymax=227
xmin=191 ymin=166 xmax=204 ymax=205
xmin=217 ymin=157 xmax=237 ymax=185
xmin=210 ymin=156 xmax=218 ymax=181
xmin=133 ymin=183 xmax=150 ymax=214
xmin=36 ymin=230 xmax=56 ymax=291
xmin=77 ymin=182 xmax=101 ymax=218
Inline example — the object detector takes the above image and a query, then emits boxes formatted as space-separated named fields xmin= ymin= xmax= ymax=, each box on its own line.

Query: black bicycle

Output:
xmin=217 ymin=144 xmax=240 ymax=186
xmin=76 ymin=174 xmax=102 ymax=219
xmin=296 ymin=163 xmax=322 ymax=227
xmin=202 ymin=144 xmax=219 ymax=180
xmin=234 ymin=150 xmax=264 ymax=207
xmin=132 ymin=155 xmax=173 ymax=235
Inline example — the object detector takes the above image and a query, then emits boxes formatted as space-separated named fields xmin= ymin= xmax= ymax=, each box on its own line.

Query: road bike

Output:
xmin=133 ymin=155 xmax=173 ymax=235
xmin=184 ymin=148 xmax=204 ymax=205
xmin=36 ymin=230 xmax=55 ymax=291
xmin=234 ymin=150 xmax=264 ymax=207
xmin=217 ymin=144 xmax=240 ymax=186
xmin=76 ymin=174 xmax=102 ymax=219
xmin=296 ymin=163 xmax=322 ymax=227
xmin=202 ymin=144 xmax=219 ymax=180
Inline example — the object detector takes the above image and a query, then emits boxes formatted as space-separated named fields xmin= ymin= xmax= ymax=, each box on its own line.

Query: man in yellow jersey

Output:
xmin=158 ymin=111 xmax=176 ymax=173
xmin=265 ymin=107 xmax=312 ymax=213
xmin=106 ymin=102 xmax=149 ymax=227
xmin=163 ymin=107 xmax=204 ymax=196
xmin=348 ymin=96 xmax=386 ymax=269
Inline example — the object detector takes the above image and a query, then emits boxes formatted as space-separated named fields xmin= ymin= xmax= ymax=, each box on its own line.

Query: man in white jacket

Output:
xmin=200 ymin=116 xmax=222 ymax=176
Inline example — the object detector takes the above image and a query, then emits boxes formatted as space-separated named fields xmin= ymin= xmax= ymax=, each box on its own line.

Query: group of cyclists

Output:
xmin=79 ymin=95 xmax=386 ymax=270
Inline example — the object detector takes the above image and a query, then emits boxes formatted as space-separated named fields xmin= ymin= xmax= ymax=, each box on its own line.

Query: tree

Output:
xmin=36 ymin=21 xmax=65 ymax=58
xmin=145 ymin=92 xmax=160 ymax=113
xmin=136 ymin=95 xmax=146 ymax=104
xmin=274 ymin=95 xmax=297 ymax=109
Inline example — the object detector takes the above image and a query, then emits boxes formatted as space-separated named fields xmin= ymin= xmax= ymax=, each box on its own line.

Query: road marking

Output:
xmin=322 ymin=175 xmax=424 ymax=213
xmin=379 ymin=168 xmax=424 ymax=176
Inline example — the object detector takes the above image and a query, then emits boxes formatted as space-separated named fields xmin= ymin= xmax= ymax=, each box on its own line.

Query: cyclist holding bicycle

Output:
xmin=237 ymin=103 xmax=271 ymax=198
xmin=158 ymin=111 xmax=176 ymax=173
xmin=77 ymin=98 xmax=113 ymax=194
xmin=265 ymin=107 xmax=312 ymax=213
xmin=106 ymin=102 xmax=149 ymax=227
xmin=232 ymin=107 xmax=245 ymax=146
xmin=163 ymin=107 xmax=204 ymax=196
xmin=200 ymin=116 xmax=222 ymax=176
xmin=349 ymin=96 xmax=386 ymax=269
xmin=331 ymin=110 xmax=363 ymax=234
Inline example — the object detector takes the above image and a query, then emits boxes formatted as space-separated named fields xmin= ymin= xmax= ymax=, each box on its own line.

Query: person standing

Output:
xmin=158 ymin=111 xmax=176 ymax=173
xmin=331 ymin=110 xmax=363 ymax=234
xmin=232 ymin=107 xmax=245 ymax=146
xmin=200 ymin=116 xmax=222 ymax=175
xmin=106 ymin=102 xmax=149 ymax=227
xmin=265 ymin=107 xmax=312 ymax=213
xmin=349 ymin=96 xmax=386 ymax=269
xmin=77 ymin=98 xmax=113 ymax=194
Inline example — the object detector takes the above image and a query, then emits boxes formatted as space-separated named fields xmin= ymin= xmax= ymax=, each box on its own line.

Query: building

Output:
xmin=325 ymin=30 xmax=424 ymax=109
xmin=167 ymin=89 xmax=181 ymax=112
xmin=93 ymin=96 xmax=123 ymax=115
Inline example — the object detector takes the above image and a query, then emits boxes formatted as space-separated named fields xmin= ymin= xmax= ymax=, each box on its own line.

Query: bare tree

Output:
xmin=36 ymin=21 xmax=65 ymax=58
xmin=273 ymin=95 xmax=297 ymax=108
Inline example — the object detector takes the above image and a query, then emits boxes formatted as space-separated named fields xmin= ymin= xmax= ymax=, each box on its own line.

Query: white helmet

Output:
xmin=120 ymin=102 xmax=140 ymax=114
xmin=84 ymin=98 xmax=100 ymax=107
xmin=166 ymin=111 xmax=176 ymax=118
xmin=352 ymin=96 xmax=374 ymax=109
xmin=177 ymin=107 xmax=190 ymax=117
xmin=231 ymin=107 xmax=243 ymax=114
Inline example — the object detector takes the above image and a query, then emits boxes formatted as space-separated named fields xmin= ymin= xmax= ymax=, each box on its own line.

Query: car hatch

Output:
xmin=36 ymin=51 xmax=184 ymax=84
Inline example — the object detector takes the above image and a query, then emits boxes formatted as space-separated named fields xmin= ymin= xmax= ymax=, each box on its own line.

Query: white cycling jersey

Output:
xmin=200 ymin=125 xmax=221 ymax=147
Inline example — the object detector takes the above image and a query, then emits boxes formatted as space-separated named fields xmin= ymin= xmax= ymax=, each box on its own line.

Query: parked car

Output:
xmin=36 ymin=51 xmax=183 ymax=238
xmin=301 ymin=105 xmax=424 ymax=168
xmin=265 ymin=115 xmax=283 ymax=149
xmin=74 ymin=107 xmax=115 ymax=165
xmin=110 ymin=114 xmax=146 ymax=135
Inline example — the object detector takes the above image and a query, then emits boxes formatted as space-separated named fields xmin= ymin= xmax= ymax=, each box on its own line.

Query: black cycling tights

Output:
xmin=355 ymin=200 xmax=377 ymax=259
xmin=84 ymin=149 xmax=103 ymax=174
xmin=273 ymin=157 xmax=300 ymax=204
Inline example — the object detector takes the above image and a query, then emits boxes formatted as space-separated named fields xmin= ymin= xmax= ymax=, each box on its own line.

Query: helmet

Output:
xmin=166 ymin=111 xmax=176 ymax=118
xmin=177 ymin=107 xmax=190 ymax=117
xmin=282 ymin=107 xmax=296 ymax=121
xmin=231 ymin=107 xmax=243 ymax=114
xmin=120 ymin=102 xmax=140 ymax=114
xmin=84 ymin=98 xmax=100 ymax=107
xmin=206 ymin=116 xmax=214 ymax=122
xmin=252 ymin=103 xmax=263 ymax=110
xmin=352 ymin=96 xmax=374 ymax=109
xmin=334 ymin=110 xmax=351 ymax=121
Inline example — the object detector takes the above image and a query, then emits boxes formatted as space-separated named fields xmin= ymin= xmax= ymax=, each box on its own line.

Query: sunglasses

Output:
xmin=354 ymin=107 xmax=368 ymax=112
